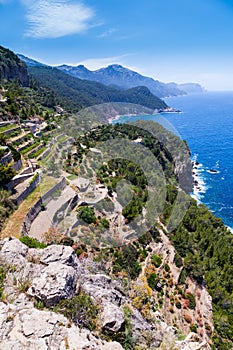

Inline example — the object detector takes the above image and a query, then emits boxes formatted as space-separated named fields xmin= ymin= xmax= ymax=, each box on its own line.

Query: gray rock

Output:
xmin=0 ymin=302 xmax=12 ymax=339
xmin=131 ymin=307 xmax=163 ymax=348
xmin=81 ymin=274 xmax=124 ymax=306
xmin=27 ymin=262 xmax=77 ymax=306
xmin=40 ymin=244 xmax=78 ymax=268
xmin=0 ymin=238 xmax=28 ymax=267
xmin=0 ymin=305 xmax=124 ymax=350
xmin=101 ymin=302 xmax=125 ymax=333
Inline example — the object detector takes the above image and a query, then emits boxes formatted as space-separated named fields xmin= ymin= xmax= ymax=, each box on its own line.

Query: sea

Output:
xmin=112 ymin=92 xmax=233 ymax=229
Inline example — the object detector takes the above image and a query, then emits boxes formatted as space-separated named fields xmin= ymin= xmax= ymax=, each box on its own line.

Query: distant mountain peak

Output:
xmin=18 ymin=53 xmax=205 ymax=97
xmin=56 ymin=63 xmax=186 ymax=97
xmin=107 ymin=64 xmax=125 ymax=69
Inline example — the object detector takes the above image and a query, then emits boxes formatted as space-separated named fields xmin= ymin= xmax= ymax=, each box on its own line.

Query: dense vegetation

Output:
xmin=28 ymin=66 xmax=168 ymax=113
xmin=162 ymin=193 xmax=233 ymax=349
xmin=0 ymin=45 xmax=28 ymax=86
xmin=0 ymin=80 xmax=60 ymax=121
xmin=65 ymin=122 xmax=233 ymax=349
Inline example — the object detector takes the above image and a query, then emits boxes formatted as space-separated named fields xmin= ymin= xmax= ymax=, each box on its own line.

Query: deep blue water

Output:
xmin=113 ymin=92 xmax=233 ymax=229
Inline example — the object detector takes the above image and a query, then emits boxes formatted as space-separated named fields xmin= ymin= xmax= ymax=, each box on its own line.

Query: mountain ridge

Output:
xmin=18 ymin=54 xmax=205 ymax=97
xmin=57 ymin=63 xmax=205 ymax=96
xmin=58 ymin=63 xmax=186 ymax=98
xmin=27 ymin=65 xmax=168 ymax=112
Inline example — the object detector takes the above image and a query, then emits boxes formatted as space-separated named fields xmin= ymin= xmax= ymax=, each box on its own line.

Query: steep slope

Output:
xmin=28 ymin=65 xmax=168 ymax=112
xmin=0 ymin=46 xmax=29 ymax=86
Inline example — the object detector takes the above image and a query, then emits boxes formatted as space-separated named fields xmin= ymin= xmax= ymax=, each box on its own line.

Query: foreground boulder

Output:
xmin=27 ymin=262 xmax=78 ymax=306
xmin=101 ymin=302 xmax=125 ymax=333
xmin=0 ymin=299 xmax=124 ymax=350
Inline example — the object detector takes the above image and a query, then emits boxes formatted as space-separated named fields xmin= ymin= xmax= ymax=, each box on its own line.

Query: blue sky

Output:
xmin=1 ymin=0 xmax=233 ymax=90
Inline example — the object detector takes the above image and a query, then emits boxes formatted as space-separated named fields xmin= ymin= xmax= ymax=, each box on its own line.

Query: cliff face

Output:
xmin=0 ymin=46 xmax=29 ymax=86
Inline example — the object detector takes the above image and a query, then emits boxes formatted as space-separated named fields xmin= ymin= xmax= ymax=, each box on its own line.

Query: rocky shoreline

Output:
xmin=191 ymin=159 xmax=206 ymax=202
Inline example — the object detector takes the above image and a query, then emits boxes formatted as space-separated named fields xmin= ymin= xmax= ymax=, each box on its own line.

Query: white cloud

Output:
xmin=22 ymin=0 xmax=95 ymax=39
xmin=97 ymin=28 xmax=117 ymax=38
xmin=67 ymin=54 xmax=134 ymax=70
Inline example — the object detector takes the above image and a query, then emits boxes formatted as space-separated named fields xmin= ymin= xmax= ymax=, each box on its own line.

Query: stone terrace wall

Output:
xmin=0 ymin=151 xmax=13 ymax=165
xmin=6 ymin=172 xmax=34 ymax=191
xmin=42 ymin=177 xmax=66 ymax=205
xmin=12 ymin=159 xmax=23 ymax=172
xmin=21 ymin=177 xmax=66 ymax=236
xmin=12 ymin=173 xmax=40 ymax=206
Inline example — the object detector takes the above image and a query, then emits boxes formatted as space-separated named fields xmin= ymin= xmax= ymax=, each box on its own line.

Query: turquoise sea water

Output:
xmin=113 ymin=92 xmax=233 ymax=229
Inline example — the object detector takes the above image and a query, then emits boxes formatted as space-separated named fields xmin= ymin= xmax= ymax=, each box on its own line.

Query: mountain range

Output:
xmin=18 ymin=54 xmax=205 ymax=98
xmin=15 ymin=53 xmax=167 ymax=113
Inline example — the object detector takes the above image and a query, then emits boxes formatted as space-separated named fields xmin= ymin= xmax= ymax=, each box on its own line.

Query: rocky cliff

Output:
xmin=0 ymin=238 xmax=212 ymax=350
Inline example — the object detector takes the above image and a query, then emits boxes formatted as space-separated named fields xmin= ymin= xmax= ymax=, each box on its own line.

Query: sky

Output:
xmin=1 ymin=0 xmax=233 ymax=90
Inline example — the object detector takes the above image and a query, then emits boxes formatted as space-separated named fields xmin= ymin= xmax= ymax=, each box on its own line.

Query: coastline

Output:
xmin=108 ymin=107 xmax=181 ymax=125
xmin=190 ymin=155 xmax=207 ymax=204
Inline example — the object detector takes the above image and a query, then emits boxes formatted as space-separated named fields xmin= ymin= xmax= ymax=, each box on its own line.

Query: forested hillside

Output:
xmin=28 ymin=66 xmax=168 ymax=112
xmin=0 ymin=46 xmax=29 ymax=86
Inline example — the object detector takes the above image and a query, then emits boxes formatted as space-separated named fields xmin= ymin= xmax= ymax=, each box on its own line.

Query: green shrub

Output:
xmin=147 ymin=273 xmax=158 ymax=290
xmin=175 ymin=301 xmax=182 ymax=309
xmin=0 ymin=266 xmax=6 ymax=300
xmin=78 ymin=206 xmax=97 ymax=224
xmin=19 ymin=236 xmax=47 ymax=249
xmin=54 ymin=293 xmax=98 ymax=330
xmin=100 ymin=218 xmax=110 ymax=228
xmin=139 ymin=248 xmax=148 ymax=261
xmin=151 ymin=254 xmax=162 ymax=268
xmin=174 ymin=253 xmax=183 ymax=268
xmin=113 ymin=244 xmax=141 ymax=279
xmin=190 ymin=324 xmax=197 ymax=333
xmin=187 ymin=292 xmax=196 ymax=310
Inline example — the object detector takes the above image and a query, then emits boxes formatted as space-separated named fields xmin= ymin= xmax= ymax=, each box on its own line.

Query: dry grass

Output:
xmin=1 ymin=176 xmax=57 ymax=239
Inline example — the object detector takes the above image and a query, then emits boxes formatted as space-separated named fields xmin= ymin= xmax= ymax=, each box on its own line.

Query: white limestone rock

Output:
xmin=0 ymin=304 xmax=124 ymax=350
xmin=175 ymin=333 xmax=211 ymax=350
xmin=101 ymin=302 xmax=125 ymax=333
xmin=40 ymin=244 xmax=79 ymax=268
xmin=0 ymin=238 xmax=28 ymax=267
xmin=27 ymin=262 xmax=77 ymax=306
xmin=81 ymin=273 xmax=125 ymax=306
